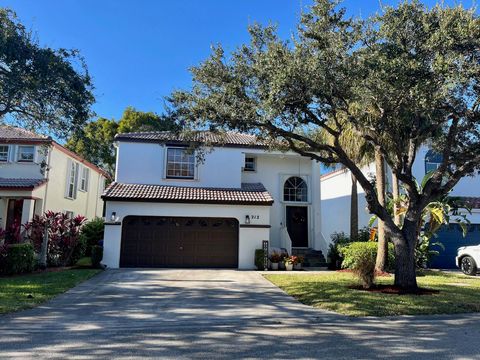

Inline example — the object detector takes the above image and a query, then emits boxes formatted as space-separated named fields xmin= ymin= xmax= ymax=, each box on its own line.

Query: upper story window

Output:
xmin=79 ymin=166 xmax=90 ymax=192
xmin=284 ymin=176 xmax=308 ymax=202
xmin=0 ymin=145 xmax=9 ymax=162
xmin=166 ymin=147 xmax=195 ymax=179
xmin=18 ymin=145 xmax=35 ymax=162
xmin=244 ymin=156 xmax=256 ymax=172
xmin=65 ymin=160 xmax=79 ymax=199
xmin=425 ymin=150 xmax=443 ymax=174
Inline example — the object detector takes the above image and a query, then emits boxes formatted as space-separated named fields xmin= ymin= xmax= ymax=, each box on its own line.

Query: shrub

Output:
xmin=255 ymin=249 xmax=267 ymax=270
xmin=80 ymin=217 xmax=105 ymax=255
xmin=25 ymin=211 xmax=87 ymax=267
xmin=1 ymin=243 xmax=36 ymax=275
xmin=91 ymin=245 xmax=103 ymax=268
xmin=341 ymin=242 xmax=395 ymax=271
xmin=327 ymin=229 xmax=371 ymax=270
xmin=270 ymin=252 xmax=282 ymax=263
xmin=342 ymin=242 xmax=377 ymax=289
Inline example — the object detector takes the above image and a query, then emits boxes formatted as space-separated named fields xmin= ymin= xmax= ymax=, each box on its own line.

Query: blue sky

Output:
xmin=3 ymin=0 xmax=476 ymax=121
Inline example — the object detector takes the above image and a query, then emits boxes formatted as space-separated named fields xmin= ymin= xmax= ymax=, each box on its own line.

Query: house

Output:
xmin=102 ymin=131 xmax=326 ymax=269
xmin=321 ymin=145 xmax=480 ymax=268
xmin=0 ymin=126 xmax=108 ymax=235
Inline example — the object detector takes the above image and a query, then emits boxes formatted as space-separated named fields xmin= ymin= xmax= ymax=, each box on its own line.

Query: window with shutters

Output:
xmin=79 ymin=167 xmax=90 ymax=192
xmin=65 ymin=160 xmax=79 ymax=199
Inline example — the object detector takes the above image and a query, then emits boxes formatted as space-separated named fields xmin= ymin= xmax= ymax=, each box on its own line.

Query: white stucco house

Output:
xmin=0 ymin=126 xmax=108 ymax=236
xmin=102 ymin=131 xmax=326 ymax=269
xmin=321 ymin=145 xmax=480 ymax=268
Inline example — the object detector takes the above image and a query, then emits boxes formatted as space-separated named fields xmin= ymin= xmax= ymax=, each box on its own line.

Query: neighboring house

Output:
xmin=0 ymin=126 xmax=108 ymax=234
xmin=321 ymin=145 xmax=480 ymax=268
xmin=102 ymin=131 xmax=326 ymax=269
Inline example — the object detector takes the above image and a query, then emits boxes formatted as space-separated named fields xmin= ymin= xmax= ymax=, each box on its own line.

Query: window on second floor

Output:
xmin=79 ymin=166 xmax=90 ymax=192
xmin=18 ymin=145 xmax=35 ymax=162
xmin=244 ymin=156 xmax=256 ymax=172
xmin=284 ymin=176 xmax=308 ymax=202
xmin=166 ymin=148 xmax=195 ymax=179
xmin=0 ymin=145 xmax=9 ymax=162
xmin=65 ymin=160 xmax=79 ymax=199
xmin=425 ymin=150 xmax=443 ymax=174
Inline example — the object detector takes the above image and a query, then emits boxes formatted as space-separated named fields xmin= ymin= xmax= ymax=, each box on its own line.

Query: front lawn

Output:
xmin=0 ymin=268 xmax=100 ymax=314
xmin=265 ymin=271 xmax=480 ymax=317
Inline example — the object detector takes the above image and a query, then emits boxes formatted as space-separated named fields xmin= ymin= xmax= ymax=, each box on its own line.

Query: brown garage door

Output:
xmin=120 ymin=216 xmax=239 ymax=268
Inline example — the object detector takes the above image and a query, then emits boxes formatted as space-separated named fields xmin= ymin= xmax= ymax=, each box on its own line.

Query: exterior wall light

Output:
xmin=245 ymin=215 xmax=250 ymax=224
xmin=111 ymin=211 xmax=117 ymax=222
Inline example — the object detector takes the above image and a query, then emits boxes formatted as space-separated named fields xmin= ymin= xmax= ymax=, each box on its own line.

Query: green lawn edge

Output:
xmin=0 ymin=268 xmax=101 ymax=315
xmin=264 ymin=271 xmax=480 ymax=317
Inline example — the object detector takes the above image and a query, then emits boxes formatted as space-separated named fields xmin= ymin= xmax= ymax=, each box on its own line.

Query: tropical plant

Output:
xmin=79 ymin=217 xmax=105 ymax=255
xmin=269 ymin=252 xmax=282 ymax=263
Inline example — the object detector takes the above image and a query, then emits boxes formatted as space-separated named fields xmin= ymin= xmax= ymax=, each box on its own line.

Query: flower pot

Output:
xmin=271 ymin=262 xmax=279 ymax=270
xmin=285 ymin=263 xmax=293 ymax=271
xmin=294 ymin=263 xmax=302 ymax=270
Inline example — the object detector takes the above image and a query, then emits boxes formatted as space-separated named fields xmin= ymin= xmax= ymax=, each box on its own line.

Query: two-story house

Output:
xmin=0 ymin=126 xmax=108 ymax=234
xmin=102 ymin=131 xmax=326 ymax=269
xmin=321 ymin=145 xmax=480 ymax=268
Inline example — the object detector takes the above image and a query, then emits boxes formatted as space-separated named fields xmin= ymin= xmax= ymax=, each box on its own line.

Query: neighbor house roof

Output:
xmin=0 ymin=125 xmax=51 ymax=144
xmin=114 ymin=131 xmax=268 ymax=149
xmin=102 ymin=182 xmax=274 ymax=206
xmin=0 ymin=178 xmax=47 ymax=190
xmin=451 ymin=196 xmax=480 ymax=209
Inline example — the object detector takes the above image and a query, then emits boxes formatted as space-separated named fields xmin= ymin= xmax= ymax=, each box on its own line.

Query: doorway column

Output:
xmin=21 ymin=199 xmax=35 ymax=225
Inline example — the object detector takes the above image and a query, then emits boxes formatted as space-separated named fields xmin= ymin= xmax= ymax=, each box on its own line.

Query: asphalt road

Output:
xmin=0 ymin=269 xmax=479 ymax=359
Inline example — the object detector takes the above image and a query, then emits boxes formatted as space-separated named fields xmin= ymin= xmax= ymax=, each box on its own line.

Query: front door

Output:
xmin=5 ymin=199 xmax=23 ymax=242
xmin=286 ymin=206 xmax=308 ymax=247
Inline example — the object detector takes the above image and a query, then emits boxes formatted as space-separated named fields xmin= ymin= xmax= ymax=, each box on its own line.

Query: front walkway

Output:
xmin=1 ymin=269 xmax=479 ymax=359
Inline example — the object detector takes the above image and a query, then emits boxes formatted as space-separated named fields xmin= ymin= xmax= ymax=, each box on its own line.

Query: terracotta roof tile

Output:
xmin=0 ymin=178 xmax=47 ymax=190
xmin=102 ymin=182 xmax=274 ymax=206
xmin=114 ymin=131 xmax=267 ymax=148
xmin=0 ymin=126 xmax=51 ymax=142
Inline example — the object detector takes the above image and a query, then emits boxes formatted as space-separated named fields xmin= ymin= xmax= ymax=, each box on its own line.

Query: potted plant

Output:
xmin=284 ymin=256 xmax=294 ymax=271
xmin=293 ymin=255 xmax=304 ymax=270
xmin=279 ymin=252 xmax=287 ymax=270
xmin=269 ymin=252 xmax=281 ymax=270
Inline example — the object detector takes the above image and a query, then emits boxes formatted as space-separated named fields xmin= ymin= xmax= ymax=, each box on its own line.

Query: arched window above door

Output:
xmin=283 ymin=176 xmax=308 ymax=202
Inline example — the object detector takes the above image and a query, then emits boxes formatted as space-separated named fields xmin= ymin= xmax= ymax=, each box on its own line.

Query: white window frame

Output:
xmin=79 ymin=166 xmax=90 ymax=192
xmin=17 ymin=145 xmax=35 ymax=163
xmin=283 ymin=176 xmax=309 ymax=203
xmin=165 ymin=147 xmax=196 ymax=180
xmin=0 ymin=145 xmax=9 ymax=162
xmin=65 ymin=160 xmax=79 ymax=199
xmin=243 ymin=156 xmax=256 ymax=172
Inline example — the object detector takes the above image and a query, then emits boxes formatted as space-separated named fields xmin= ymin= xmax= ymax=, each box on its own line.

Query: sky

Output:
xmin=2 ymin=0 xmax=477 ymax=121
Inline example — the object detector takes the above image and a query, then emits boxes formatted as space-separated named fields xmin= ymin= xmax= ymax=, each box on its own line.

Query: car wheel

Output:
xmin=460 ymin=256 xmax=477 ymax=276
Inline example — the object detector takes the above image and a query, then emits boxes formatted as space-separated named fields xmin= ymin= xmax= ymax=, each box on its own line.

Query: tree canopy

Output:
xmin=170 ymin=0 xmax=480 ymax=290
xmin=66 ymin=106 xmax=180 ymax=175
xmin=0 ymin=9 xmax=94 ymax=138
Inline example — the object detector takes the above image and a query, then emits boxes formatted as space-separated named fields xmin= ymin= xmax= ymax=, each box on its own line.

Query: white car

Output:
xmin=456 ymin=245 xmax=480 ymax=276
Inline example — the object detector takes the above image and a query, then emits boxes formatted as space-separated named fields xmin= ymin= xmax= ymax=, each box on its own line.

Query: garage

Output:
xmin=429 ymin=223 xmax=480 ymax=269
xmin=120 ymin=216 xmax=239 ymax=268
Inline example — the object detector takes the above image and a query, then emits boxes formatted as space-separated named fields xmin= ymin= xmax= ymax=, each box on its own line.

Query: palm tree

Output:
xmin=374 ymin=148 xmax=388 ymax=272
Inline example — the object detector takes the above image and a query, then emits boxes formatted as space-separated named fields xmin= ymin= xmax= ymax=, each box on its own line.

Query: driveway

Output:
xmin=1 ymin=269 xmax=479 ymax=359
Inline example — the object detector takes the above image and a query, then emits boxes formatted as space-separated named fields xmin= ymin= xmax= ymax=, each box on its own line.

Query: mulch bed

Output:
xmin=348 ymin=284 xmax=440 ymax=295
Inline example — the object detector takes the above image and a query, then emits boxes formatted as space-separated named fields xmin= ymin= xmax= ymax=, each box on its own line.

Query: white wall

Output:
xmin=321 ymin=146 xmax=480 ymax=243
xmin=115 ymin=142 xmax=244 ymax=188
xmin=103 ymin=201 xmax=271 ymax=269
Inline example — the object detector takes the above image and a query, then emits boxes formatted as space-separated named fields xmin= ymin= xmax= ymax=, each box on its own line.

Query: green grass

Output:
xmin=264 ymin=271 xmax=480 ymax=317
xmin=0 ymin=268 xmax=100 ymax=314
xmin=75 ymin=256 xmax=93 ymax=267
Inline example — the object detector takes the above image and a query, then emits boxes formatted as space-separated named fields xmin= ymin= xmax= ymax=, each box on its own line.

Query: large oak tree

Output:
xmin=170 ymin=0 xmax=480 ymax=290
xmin=0 ymin=9 xmax=94 ymax=137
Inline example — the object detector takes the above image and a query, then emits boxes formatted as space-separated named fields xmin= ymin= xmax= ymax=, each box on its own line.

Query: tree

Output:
xmin=66 ymin=106 xmax=181 ymax=174
xmin=0 ymin=9 xmax=94 ymax=138
xmin=170 ymin=0 xmax=480 ymax=291
xmin=374 ymin=149 xmax=387 ymax=272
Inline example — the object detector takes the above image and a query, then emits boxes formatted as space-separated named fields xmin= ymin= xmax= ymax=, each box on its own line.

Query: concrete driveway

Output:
xmin=1 ymin=269 xmax=479 ymax=359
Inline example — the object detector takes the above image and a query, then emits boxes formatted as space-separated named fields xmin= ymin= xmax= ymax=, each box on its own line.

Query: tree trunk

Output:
xmin=39 ymin=225 xmax=48 ymax=270
xmin=390 ymin=223 xmax=418 ymax=291
xmin=392 ymin=172 xmax=401 ymax=226
xmin=375 ymin=148 xmax=388 ymax=272
xmin=350 ymin=172 xmax=358 ymax=241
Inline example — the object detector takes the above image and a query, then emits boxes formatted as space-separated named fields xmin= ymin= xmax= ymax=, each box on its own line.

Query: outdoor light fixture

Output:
xmin=111 ymin=211 xmax=117 ymax=222
xmin=245 ymin=215 xmax=250 ymax=224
